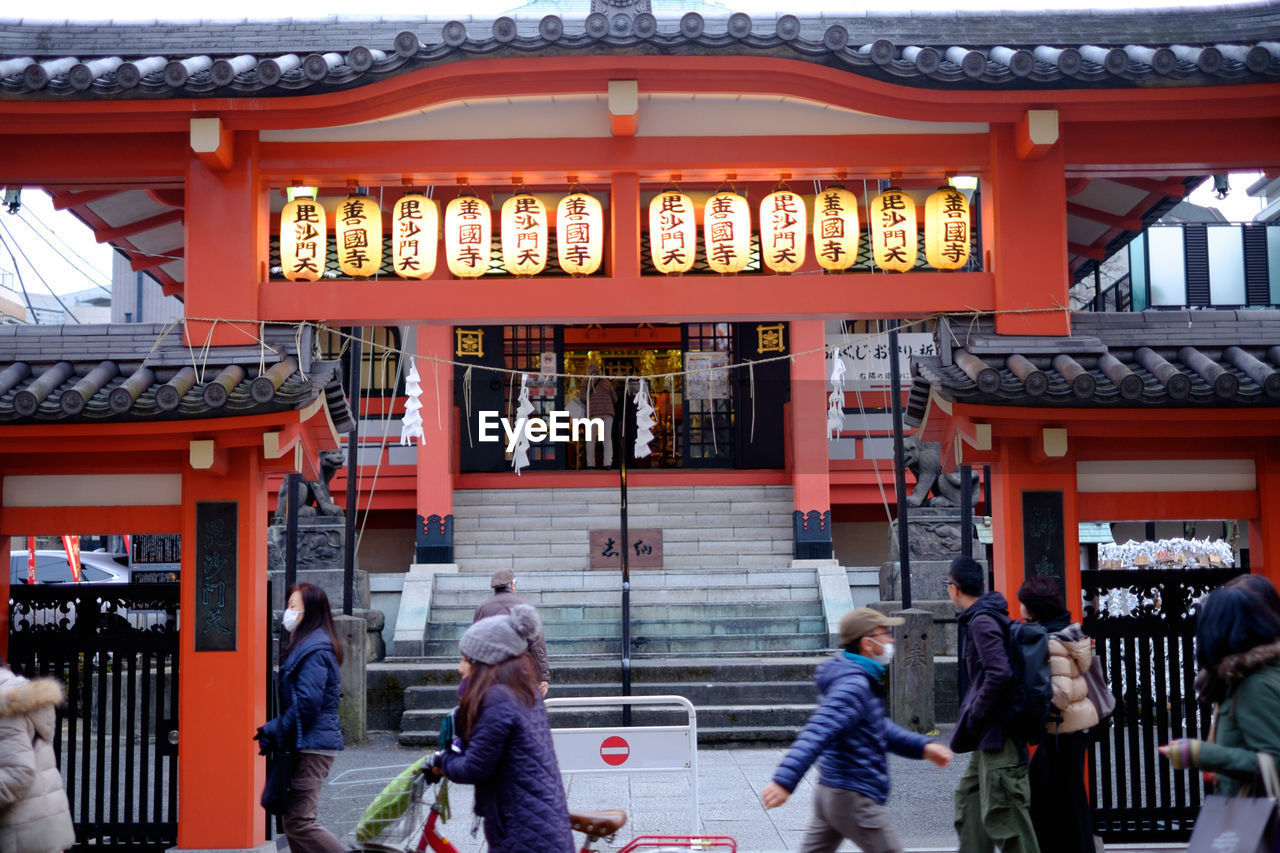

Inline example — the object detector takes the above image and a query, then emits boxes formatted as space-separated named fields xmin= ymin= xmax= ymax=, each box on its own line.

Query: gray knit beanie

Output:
xmin=460 ymin=603 xmax=542 ymax=665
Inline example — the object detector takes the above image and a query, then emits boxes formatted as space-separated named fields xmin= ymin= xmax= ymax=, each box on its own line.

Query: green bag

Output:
xmin=354 ymin=756 xmax=428 ymax=843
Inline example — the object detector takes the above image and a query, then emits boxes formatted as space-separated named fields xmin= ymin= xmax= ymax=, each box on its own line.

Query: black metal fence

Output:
xmin=8 ymin=583 xmax=180 ymax=853
xmin=1082 ymin=567 xmax=1244 ymax=842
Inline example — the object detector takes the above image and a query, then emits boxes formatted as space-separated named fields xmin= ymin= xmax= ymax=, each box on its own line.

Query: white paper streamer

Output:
xmin=399 ymin=357 xmax=425 ymax=446
xmin=634 ymin=379 xmax=655 ymax=459
xmin=1098 ymin=537 xmax=1234 ymax=569
xmin=511 ymin=373 xmax=535 ymax=475
xmin=827 ymin=346 xmax=847 ymax=440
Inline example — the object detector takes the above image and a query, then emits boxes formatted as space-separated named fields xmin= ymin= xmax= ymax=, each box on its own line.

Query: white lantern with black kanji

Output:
xmin=556 ymin=192 xmax=603 ymax=275
xmin=392 ymin=193 xmax=438 ymax=279
xmin=813 ymin=186 xmax=859 ymax=272
xmin=501 ymin=193 xmax=548 ymax=276
xmin=280 ymin=194 xmax=326 ymax=282
xmin=925 ymin=186 xmax=970 ymax=270
xmin=759 ymin=188 xmax=807 ymax=273
xmin=445 ymin=193 xmax=492 ymax=278
xmin=870 ymin=188 xmax=917 ymax=273
xmin=648 ymin=191 xmax=696 ymax=275
xmin=336 ymin=194 xmax=382 ymax=278
xmin=703 ymin=191 xmax=751 ymax=274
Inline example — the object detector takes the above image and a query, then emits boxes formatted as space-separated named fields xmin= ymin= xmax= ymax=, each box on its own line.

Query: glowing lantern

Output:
xmin=925 ymin=187 xmax=970 ymax=270
xmin=280 ymin=194 xmax=326 ymax=282
xmin=445 ymin=193 xmax=492 ymax=278
xmin=336 ymin=194 xmax=382 ymax=278
xmin=759 ymin=188 xmax=807 ymax=273
xmin=870 ymin=188 xmax=917 ymax=273
xmin=557 ymin=192 xmax=603 ymax=275
xmin=501 ymin=193 xmax=548 ymax=276
xmin=392 ymin=193 xmax=438 ymax=279
xmin=648 ymin=191 xmax=696 ymax=275
xmin=703 ymin=192 xmax=751 ymax=274
xmin=813 ymin=186 xmax=859 ymax=272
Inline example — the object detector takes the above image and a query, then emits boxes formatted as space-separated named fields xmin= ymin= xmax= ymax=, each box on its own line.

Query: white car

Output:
xmin=9 ymin=550 xmax=131 ymax=585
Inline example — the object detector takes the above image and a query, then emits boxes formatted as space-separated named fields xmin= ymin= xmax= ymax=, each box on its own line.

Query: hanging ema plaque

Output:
xmin=195 ymin=501 xmax=237 ymax=651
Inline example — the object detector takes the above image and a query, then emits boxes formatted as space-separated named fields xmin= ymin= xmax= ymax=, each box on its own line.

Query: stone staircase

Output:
xmin=422 ymin=568 xmax=830 ymax=658
xmin=386 ymin=656 xmax=826 ymax=748
xmin=451 ymin=485 xmax=795 ymax=573
xmin=387 ymin=566 xmax=835 ymax=746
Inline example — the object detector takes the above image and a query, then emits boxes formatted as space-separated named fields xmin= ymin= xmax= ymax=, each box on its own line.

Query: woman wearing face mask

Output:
xmin=762 ymin=608 xmax=952 ymax=853
xmin=1017 ymin=576 xmax=1098 ymax=853
xmin=256 ymin=583 xmax=345 ymax=853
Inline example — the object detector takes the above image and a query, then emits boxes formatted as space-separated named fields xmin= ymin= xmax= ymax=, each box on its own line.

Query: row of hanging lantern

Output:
xmin=650 ymin=184 xmax=970 ymax=275
xmin=281 ymin=188 xmax=605 ymax=281
xmin=279 ymin=183 xmax=969 ymax=281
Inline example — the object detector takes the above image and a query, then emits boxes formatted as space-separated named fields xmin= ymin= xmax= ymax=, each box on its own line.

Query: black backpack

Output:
xmin=993 ymin=614 xmax=1054 ymax=745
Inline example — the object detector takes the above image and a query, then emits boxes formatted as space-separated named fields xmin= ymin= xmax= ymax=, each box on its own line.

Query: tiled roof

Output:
xmin=0 ymin=322 xmax=354 ymax=430
xmin=1 ymin=5 xmax=1277 ymax=99
xmin=907 ymin=310 xmax=1280 ymax=419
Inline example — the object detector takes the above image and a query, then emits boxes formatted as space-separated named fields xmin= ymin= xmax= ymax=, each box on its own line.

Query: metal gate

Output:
xmin=1082 ymin=567 xmax=1243 ymax=842
xmin=8 ymin=583 xmax=179 ymax=852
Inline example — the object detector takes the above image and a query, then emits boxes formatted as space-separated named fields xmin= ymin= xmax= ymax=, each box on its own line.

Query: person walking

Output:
xmin=1160 ymin=584 xmax=1280 ymax=795
xmin=256 ymin=583 xmax=346 ymax=853
xmin=578 ymin=363 xmax=617 ymax=468
xmin=761 ymin=608 xmax=953 ymax=853
xmin=946 ymin=555 xmax=1040 ymax=853
xmin=0 ymin=655 xmax=75 ymax=853
xmin=1017 ymin=576 xmax=1098 ymax=853
xmin=432 ymin=604 xmax=574 ymax=853
xmin=474 ymin=568 xmax=550 ymax=695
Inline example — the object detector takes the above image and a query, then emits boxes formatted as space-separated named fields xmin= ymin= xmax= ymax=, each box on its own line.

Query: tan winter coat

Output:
xmin=0 ymin=667 xmax=75 ymax=853
xmin=1047 ymin=623 xmax=1100 ymax=735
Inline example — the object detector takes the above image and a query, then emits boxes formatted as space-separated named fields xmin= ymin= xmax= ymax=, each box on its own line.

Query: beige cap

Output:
xmin=490 ymin=568 xmax=515 ymax=588
xmin=839 ymin=607 xmax=905 ymax=645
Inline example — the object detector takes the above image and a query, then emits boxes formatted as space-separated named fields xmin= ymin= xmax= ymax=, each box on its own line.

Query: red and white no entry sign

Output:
xmin=599 ymin=735 xmax=630 ymax=766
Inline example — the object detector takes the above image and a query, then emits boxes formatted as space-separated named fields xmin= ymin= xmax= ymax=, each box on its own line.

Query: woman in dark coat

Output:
xmin=432 ymin=604 xmax=573 ymax=853
xmin=257 ymin=583 xmax=345 ymax=853
xmin=1162 ymin=583 xmax=1280 ymax=796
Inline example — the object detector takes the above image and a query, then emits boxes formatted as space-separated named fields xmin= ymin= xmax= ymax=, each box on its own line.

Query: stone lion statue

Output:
xmin=903 ymin=434 xmax=978 ymax=508
xmin=273 ymin=449 xmax=346 ymax=521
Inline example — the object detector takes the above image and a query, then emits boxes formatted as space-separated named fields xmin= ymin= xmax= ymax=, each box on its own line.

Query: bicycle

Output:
xmin=346 ymin=764 xmax=736 ymax=853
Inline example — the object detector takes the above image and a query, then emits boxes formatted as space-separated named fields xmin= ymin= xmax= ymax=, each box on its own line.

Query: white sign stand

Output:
xmin=547 ymin=694 xmax=700 ymax=834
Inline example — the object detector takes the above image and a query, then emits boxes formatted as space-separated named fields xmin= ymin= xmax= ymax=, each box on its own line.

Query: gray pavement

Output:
xmin=317 ymin=727 xmax=971 ymax=852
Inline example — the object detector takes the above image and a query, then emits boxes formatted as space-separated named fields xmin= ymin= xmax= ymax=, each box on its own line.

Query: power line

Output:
xmin=0 ymin=217 xmax=82 ymax=324
xmin=0 ymin=224 xmax=38 ymax=322
xmin=16 ymin=207 xmax=113 ymax=295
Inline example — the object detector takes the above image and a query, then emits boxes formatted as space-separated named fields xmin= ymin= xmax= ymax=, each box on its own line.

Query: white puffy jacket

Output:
xmin=0 ymin=667 xmax=75 ymax=853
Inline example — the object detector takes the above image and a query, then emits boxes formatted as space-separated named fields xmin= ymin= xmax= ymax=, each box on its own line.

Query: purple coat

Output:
xmin=951 ymin=591 xmax=1017 ymax=753
xmin=439 ymin=685 xmax=573 ymax=853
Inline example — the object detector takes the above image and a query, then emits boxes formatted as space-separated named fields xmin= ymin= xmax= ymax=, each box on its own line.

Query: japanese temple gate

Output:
xmin=2 ymin=5 xmax=1280 ymax=849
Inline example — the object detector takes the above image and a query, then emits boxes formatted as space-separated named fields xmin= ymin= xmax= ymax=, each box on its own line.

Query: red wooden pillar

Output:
xmin=984 ymin=124 xmax=1070 ymax=337
xmin=1249 ymin=440 xmax=1280 ymax=588
xmin=177 ymin=446 xmax=269 ymax=850
xmin=789 ymin=320 xmax=832 ymax=559
xmin=610 ymin=171 xmax=641 ymax=279
xmin=415 ymin=325 xmax=457 ymax=563
xmin=183 ymin=132 xmax=267 ymax=347
xmin=989 ymin=437 xmax=1081 ymax=614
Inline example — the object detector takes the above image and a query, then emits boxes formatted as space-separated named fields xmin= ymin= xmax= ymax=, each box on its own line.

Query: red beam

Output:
xmin=1065 ymin=202 xmax=1143 ymax=232
xmin=1078 ymin=490 xmax=1258 ymax=522
xmin=1062 ymin=118 xmax=1280 ymax=174
xmin=257 ymin=271 xmax=995 ymax=325
xmin=0 ymin=505 xmax=181 ymax=535
xmin=130 ymin=247 xmax=183 ymax=271
xmin=1068 ymin=242 xmax=1107 ymax=261
xmin=2 ymin=133 xmax=188 ymax=185
xmin=258 ymin=134 xmax=990 ymax=184
xmin=95 ymin=209 xmax=184 ymax=243
xmin=49 ymin=188 xmax=119 ymax=210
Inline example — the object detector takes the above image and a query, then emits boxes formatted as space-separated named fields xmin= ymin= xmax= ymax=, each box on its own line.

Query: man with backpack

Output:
xmin=946 ymin=555 xmax=1043 ymax=853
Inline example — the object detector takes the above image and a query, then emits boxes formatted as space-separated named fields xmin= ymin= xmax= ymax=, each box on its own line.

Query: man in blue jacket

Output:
xmin=763 ymin=608 xmax=952 ymax=853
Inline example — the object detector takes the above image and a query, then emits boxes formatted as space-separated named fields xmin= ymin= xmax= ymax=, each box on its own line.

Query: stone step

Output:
xmin=426 ymin=616 xmax=827 ymax=641
xmin=422 ymin=632 xmax=828 ymax=658
xmin=399 ymin=702 xmax=818 ymax=745
xmin=428 ymin=600 xmax=821 ymax=623
xmin=429 ymin=587 xmax=819 ymax=608
xmin=404 ymin=679 xmax=818 ymax=710
xmin=432 ymin=568 xmax=820 ymax=590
